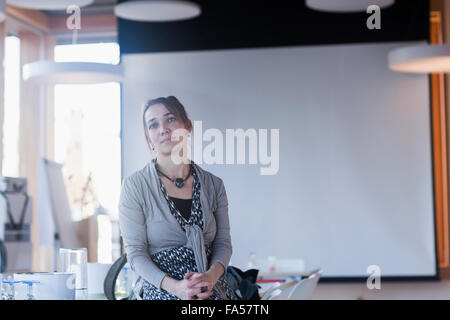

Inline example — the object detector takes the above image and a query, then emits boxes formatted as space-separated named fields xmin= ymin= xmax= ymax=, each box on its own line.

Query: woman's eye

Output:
xmin=149 ymin=117 xmax=175 ymax=129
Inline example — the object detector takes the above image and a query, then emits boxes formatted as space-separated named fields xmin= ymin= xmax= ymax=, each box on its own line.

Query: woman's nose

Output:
xmin=160 ymin=123 xmax=170 ymax=135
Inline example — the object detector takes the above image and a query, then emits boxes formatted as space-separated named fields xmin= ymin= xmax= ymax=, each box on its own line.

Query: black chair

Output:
xmin=0 ymin=239 xmax=7 ymax=273
xmin=104 ymin=254 xmax=128 ymax=300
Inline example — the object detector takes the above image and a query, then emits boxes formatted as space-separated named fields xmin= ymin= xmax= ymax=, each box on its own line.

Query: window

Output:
xmin=2 ymin=36 xmax=21 ymax=177
xmin=53 ymin=42 xmax=121 ymax=263
xmin=53 ymin=42 xmax=121 ymax=221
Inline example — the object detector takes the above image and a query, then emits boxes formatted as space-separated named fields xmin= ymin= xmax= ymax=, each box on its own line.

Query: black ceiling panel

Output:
xmin=118 ymin=0 xmax=429 ymax=55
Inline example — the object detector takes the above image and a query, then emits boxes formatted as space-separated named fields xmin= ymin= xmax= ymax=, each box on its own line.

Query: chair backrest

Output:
xmin=0 ymin=239 xmax=6 ymax=273
xmin=260 ymin=279 xmax=297 ymax=300
xmin=286 ymin=269 xmax=322 ymax=300
xmin=104 ymin=253 xmax=128 ymax=300
xmin=267 ymin=269 xmax=322 ymax=300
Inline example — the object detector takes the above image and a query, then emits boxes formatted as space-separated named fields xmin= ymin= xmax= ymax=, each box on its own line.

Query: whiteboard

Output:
xmin=41 ymin=158 xmax=80 ymax=249
xmin=120 ymin=41 xmax=436 ymax=278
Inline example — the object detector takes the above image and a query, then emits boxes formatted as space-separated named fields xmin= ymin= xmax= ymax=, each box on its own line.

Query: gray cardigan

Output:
xmin=118 ymin=158 xmax=232 ymax=290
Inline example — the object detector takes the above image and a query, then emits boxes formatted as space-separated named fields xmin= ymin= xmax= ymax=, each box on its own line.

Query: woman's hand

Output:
xmin=182 ymin=262 xmax=225 ymax=299
xmin=179 ymin=274 xmax=214 ymax=300
xmin=182 ymin=272 xmax=215 ymax=299
xmin=161 ymin=262 xmax=225 ymax=300
xmin=161 ymin=275 xmax=214 ymax=300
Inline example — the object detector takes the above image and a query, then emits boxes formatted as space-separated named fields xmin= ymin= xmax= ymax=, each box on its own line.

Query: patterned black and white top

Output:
xmin=142 ymin=163 xmax=237 ymax=300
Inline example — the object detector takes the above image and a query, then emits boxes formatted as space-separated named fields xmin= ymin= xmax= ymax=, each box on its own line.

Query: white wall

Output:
xmin=121 ymin=41 xmax=436 ymax=278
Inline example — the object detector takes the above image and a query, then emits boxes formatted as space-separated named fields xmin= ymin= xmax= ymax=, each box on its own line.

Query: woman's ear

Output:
xmin=147 ymin=137 xmax=154 ymax=149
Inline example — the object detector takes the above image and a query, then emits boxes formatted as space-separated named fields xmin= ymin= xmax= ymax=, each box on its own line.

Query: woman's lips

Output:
xmin=161 ymin=138 xmax=171 ymax=144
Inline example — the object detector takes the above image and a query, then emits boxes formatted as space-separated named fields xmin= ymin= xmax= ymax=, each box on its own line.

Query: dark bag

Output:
xmin=225 ymin=266 xmax=261 ymax=300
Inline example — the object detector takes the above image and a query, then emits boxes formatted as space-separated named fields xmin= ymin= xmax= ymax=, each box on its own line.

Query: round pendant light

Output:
xmin=23 ymin=61 xmax=124 ymax=84
xmin=388 ymin=45 xmax=450 ymax=74
xmin=114 ymin=0 xmax=201 ymax=22
xmin=305 ymin=0 xmax=395 ymax=13
xmin=0 ymin=0 xmax=5 ymax=24
xmin=6 ymin=0 xmax=94 ymax=10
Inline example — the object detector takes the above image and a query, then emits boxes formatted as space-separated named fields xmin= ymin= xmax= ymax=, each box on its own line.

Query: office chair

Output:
xmin=261 ymin=268 xmax=323 ymax=300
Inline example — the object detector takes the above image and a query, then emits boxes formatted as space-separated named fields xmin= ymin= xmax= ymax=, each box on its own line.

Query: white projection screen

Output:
xmin=120 ymin=41 xmax=437 ymax=279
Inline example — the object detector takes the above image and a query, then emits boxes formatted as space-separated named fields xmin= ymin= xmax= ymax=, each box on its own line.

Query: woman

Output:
xmin=119 ymin=96 xmax=237 ymax=300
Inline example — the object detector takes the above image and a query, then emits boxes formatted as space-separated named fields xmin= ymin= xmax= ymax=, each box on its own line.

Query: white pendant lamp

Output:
xmin=305 ymin=0 xmax=395 ymax=13
xmin=388 ymin=45 xmax=450 ymax=74
xmin=6 ymin=0 xmax=94 ymax=10
xmin=0 ymin=0 xmax=5 ymax=24
xmin=114 ymin=0 xmax=201 ymax=22
xmin=23 ymin=61 xmax=124 ymax=84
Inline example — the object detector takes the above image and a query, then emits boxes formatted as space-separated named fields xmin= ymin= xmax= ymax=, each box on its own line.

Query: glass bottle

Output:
xmin=247 ymin=251 xmax=257 ymax=269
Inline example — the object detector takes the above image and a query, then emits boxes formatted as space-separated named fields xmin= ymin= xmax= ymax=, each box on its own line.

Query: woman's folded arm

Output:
xmin=209 ymin=178 xmax=233 ymax=278
xmin=119 ymin=176 xmax=167 ymax=289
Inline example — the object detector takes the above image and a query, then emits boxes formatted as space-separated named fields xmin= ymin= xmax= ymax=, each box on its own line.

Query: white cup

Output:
xmin=87 ymin=263 xmax=112 ymax=295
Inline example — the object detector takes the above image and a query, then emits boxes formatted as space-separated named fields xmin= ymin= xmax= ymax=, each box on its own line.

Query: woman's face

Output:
xmin=144 ymin=103 xmax=190 ymax=155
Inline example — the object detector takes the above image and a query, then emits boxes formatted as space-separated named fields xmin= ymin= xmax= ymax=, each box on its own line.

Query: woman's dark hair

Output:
xmin=142 ymin=96 xmax=193 ymax=151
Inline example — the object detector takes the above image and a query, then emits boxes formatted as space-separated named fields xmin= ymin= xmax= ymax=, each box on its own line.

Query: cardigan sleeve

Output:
xmin=118 ymin=175 xmax=167 ymax=290
xmin=209 ymin=177 xmax=233 ymax=277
